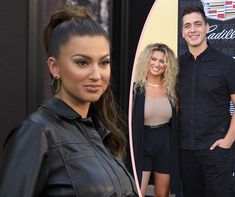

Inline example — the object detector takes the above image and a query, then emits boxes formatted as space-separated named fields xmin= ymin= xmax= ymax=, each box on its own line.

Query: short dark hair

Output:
xmin=181 ymin=6 xmax=207 ymax=25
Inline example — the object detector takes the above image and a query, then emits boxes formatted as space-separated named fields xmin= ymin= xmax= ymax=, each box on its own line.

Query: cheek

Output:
xmin=148 ymin=62 xmax=154 ymax=71
xmin=70 ymin=71 xmax=84 ymax=81
xmin=101 ymin=68 xmax=111 ymax=84
xmin=204 ymin=28 xmax=208 ymax=36
xmin=62 ymin=70 xmax=87 ymax=86
xmin=105 ymin=70 xmax=111 ymax=83
xmin=149 ymin=59 xmax=155 ymax=65
xmin=182 ymin=29 xmax=189 ymax=38
xmin=161 ymin=65 xmax=166 ymax=70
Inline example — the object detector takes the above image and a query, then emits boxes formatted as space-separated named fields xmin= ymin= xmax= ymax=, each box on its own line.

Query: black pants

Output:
xmin=180 ymin=148 xmax=233 ymax=197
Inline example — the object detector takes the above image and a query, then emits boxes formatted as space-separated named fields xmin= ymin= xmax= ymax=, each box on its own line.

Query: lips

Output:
xmin=84 ymin=84 xmax=102 ymax=92
xmin=151 ymin=65 xmax=161 ymax=73
xmin=189 ymin=35 xmax=199 ymax=40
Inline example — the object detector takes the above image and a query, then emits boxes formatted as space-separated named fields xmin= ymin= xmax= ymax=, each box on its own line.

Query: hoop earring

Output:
xmin=50 ymin=75 xmax=61 ymax=95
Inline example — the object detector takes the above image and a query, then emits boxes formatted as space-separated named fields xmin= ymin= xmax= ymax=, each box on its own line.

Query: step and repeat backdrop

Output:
xmin=178 ymin=0 xmax=235 ymax=113
xmin=179 ymin=0 xmax=235 ymax=57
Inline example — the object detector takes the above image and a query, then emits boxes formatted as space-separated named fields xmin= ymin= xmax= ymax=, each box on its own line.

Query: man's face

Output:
xmin=182 ymin=12 xmax=209 ymax=49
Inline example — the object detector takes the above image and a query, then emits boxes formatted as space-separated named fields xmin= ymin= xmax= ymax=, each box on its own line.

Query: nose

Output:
xmin=156 ymin=59 xmax=161 ymax=65
xmin=89 ymin=64 xmax=101 ymax=80
xmin=189 ymin=25 xmax=196 ymax=32
xmin=154 ymin=58 xmax=164 ymax=66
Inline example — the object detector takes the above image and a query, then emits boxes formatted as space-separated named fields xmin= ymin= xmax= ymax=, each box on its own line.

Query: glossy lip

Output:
xmin=152 ymin=65 xmax=160 ymax=70
xmin=151 ymin=65 xmax=163 ymax=73
xmin=84 ymin=84 xmax=102 ymax=92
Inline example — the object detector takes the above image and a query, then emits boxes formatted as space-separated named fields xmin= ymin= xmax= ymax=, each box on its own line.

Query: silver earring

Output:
xmin=50 ymin=75 xmax=61 ymax=95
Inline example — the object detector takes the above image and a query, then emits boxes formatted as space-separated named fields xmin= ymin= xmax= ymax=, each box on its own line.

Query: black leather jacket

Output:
xmin=0 ymin=98 xmax=137 ymax=197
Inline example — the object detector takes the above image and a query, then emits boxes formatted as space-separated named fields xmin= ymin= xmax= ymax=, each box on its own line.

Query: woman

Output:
xmin=0 ymin=5 xmax=137 ymax=197
xmin=132 ymin=43 xmax=180 ymax=197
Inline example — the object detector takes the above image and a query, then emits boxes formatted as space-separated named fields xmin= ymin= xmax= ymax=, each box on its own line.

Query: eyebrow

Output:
xmin=184 ymin=20 xmax=203 ymax=26
xmin=71 ymin=54 xmax=110 ymax=60
xmin=151 ymin=56 xmax=164 ymax=60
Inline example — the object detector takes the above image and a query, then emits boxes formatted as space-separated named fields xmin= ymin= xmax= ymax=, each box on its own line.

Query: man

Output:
xmin=178 ymin=6 xmax=235 ymax=197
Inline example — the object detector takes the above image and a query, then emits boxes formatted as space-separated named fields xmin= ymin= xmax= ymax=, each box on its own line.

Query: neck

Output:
xmin=146 ymin=76 xmax=163 ymax=88
xmin=146 ymin=82 xmax=161 ymax=87
xmin=56 ymin=94 xmax=90 ymax=118
xmin=147 ymin=75 xmax=162 ymax=84
xmin=189 ymin=42 xmax=208 ymax=59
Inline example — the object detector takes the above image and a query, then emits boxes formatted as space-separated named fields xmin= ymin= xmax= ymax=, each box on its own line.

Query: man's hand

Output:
xmin=210 ymin=138 xmax=232 ymax=150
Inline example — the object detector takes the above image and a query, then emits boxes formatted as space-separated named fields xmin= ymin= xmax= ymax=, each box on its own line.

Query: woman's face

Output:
xmin=49 ymin=35 xmax=111 ymax=106
xmin=147 ymin=50 xmax=166 ymax=76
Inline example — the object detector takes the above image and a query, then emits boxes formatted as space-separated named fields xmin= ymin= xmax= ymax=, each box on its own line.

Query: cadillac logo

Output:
xmin=201 ymin=0 xmax=235 ymax=21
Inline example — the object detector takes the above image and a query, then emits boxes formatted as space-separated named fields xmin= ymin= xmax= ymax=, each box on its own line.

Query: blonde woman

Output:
xmin=132 ymin=43 xmax=180 ymax=197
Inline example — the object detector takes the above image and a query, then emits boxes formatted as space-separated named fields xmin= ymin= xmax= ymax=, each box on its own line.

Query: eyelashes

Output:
xmin=151 ymin=57 xmax=165 ymax=65
xmin=74 ymin=59 xmax=111 ymax=68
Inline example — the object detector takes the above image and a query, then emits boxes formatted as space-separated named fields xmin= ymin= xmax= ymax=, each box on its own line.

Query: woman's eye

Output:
xmin=159 ymin=60 xmax=165 ymax=64
xmin=100 ymin=60 xmax=110 ymax=67
xmin=75 ymin=60 xmax=88 ymax=67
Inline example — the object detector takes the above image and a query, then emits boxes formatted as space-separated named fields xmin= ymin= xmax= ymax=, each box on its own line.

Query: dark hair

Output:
xmin=91 ymin=87 xmax=127 ymax=158
xmin=43 ymin=5 xmax=127 ymax=158
xmin=43 ymin=5 xmax=109 ymax=58
xmin=181 ymin=6 xmax=207 ymax=25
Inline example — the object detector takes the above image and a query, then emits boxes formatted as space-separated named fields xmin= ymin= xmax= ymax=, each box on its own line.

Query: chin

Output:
xmin=152 ymin=71 xmax=163 ymax=76
xmin=189 ymin=40 xmax=203 ymax=47
xmin=89 ymin=95 xmax=102 ymax=103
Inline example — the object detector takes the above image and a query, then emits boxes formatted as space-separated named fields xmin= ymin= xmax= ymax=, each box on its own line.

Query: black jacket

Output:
xmin=0 ymin=97 xmax=137 ymax=197
xmin=132 ymin=87 xmax=180 ymax=195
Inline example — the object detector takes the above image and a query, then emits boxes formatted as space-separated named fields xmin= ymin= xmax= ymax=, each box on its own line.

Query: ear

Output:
xmin=182 ymin=26 xmax=185 ymax=39
xmin=47 ymin=57 xmax=60 ymax=78
xmin=206 ymin=23 xmax=209 ymax=34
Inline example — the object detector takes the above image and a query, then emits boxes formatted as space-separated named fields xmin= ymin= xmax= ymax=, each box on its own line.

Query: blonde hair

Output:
xmin=134 ymin=43 xmax=179 ymax=106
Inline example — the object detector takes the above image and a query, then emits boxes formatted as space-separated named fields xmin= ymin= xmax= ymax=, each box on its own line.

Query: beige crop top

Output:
xmin=144 ymin=97 xmax=172 ymax=126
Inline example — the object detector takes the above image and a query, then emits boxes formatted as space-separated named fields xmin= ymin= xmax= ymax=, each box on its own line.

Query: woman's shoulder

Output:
xmin=3 ymin=113 xmax=48 ymax=151
xmin=133 ymin=83 xmax=145 ymax=95
xmin=10 ymin=110 xmax=51 ymax=139
xmin=6 ymin=104 xmax=61 ymax=143
xmin=28 ymin=107 xmax=58 ymax=128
